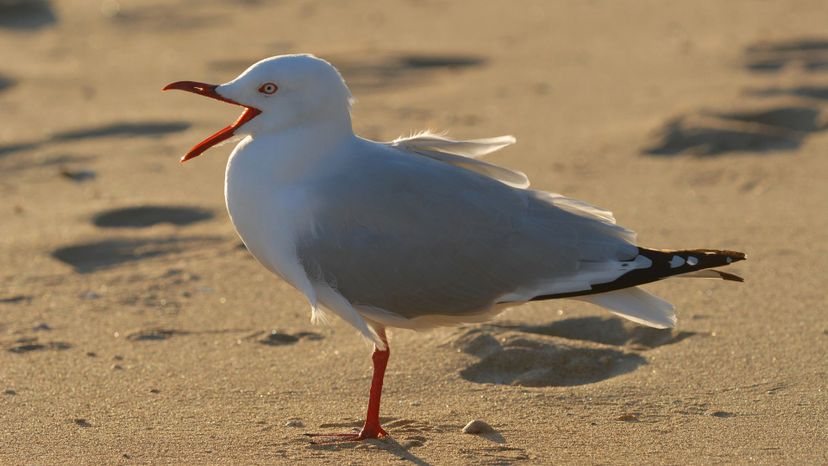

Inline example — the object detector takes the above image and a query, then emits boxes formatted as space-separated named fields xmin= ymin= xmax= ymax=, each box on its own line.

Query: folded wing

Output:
xmin=297 ymin=141 xmax=650 ymax=328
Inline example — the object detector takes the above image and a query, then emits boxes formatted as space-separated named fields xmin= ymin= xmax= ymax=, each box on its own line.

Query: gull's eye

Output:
xmin=258 ymin=82 xmax=278 ymax=95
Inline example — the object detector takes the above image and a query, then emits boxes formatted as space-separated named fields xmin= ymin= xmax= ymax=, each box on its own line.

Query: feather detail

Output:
xmin=387 ymin=132 xmax=529 ymax=188
xmin=315 ymin=283 xmax=386 ymax=349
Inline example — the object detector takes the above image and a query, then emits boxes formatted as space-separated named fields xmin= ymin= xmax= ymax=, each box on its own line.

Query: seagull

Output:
xmin=163 ymin=54 xmax=745 ymax=442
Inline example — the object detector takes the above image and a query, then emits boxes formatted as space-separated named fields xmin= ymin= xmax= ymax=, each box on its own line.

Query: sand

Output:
xmin=1 ymin=0 xmax=827 ymax=464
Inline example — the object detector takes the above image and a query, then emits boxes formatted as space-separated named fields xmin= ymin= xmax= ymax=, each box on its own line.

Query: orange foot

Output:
xmin=305 ymin=424 xmax=388 ymax=444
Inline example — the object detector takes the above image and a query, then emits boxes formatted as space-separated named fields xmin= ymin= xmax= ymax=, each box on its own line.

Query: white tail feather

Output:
xmin=575 ymin=287 xmax=676 ymax=329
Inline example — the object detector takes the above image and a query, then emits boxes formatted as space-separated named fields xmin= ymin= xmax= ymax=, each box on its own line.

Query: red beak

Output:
xmin=162 ymin=81 xmax=261 ymax=162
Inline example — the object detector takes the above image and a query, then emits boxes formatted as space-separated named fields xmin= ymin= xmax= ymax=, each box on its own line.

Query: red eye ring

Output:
xmin=258 ymin=82 xmax=278 ymax=95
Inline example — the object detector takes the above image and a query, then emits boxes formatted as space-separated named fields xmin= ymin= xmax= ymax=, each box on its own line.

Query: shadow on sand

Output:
xmin=0 ymin=0 xmax=56 ymax=30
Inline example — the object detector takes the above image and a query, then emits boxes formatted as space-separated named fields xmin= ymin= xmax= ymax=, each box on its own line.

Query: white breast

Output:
xmin=224 ymin=135 xmax=319 ymax=305
xmin=223 ymin=132 xmax=387 ymax=348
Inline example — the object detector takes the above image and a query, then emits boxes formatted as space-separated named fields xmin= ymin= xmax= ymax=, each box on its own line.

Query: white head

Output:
xmin=164 ymin=54 xmax=353 ymax=162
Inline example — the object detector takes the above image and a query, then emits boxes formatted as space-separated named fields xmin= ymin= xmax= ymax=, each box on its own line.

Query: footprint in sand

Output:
xmin=0 ymin=73 xmax=14 ymax=93
xmin=749 ymin=85 xmax=828 ymax=102
xmin=4 ymin=154 xmax=96 ymax=175
xmin=0 ymin=0 xmax=56 ymax=30
xmin=51 ymin=203 xmax=217 ymax=272
xmin=0 ymin=121 xmax=190 ymax=157
xmin=123 ymin=328 xmax=324 ymax=346
xmin=645 ymin=37 xmax=828 ymax=156
xmin=6 ymin=338 xmax=72 ymax=354
xmin=334 ymin=52 xmax=486 ymax=93
xmin=644 ymin=105 xmax=828 ymax=156
xmin=58 ymin=166 xmax=96 ymax=182
xmin=512 ymin=316 xmax=695 ymax=349
xmin=257 ymin=330 xmax=324 ymax=346
xmin=454 ymin=317 xmax=694 ymax=387
xmin=0 ymin=295 xmax=32 ymax=304
xmin=211 ymin=52 xmax=486 ymax=95
xmin=92 ymin=206 xmax=214 ymax=228
xmin=308 ymin=417 xmax=440 ymax=452
xmin=51 ymin=236 xmax=223 ymax=273
xmin=743 ymin=38 xmax=828 ymax=73
xmin=126 ymin=328 xmax=190 ymax=341
xmin=309 ymin=417 xmax=528 ymax=462
xmin=103 ymin=3 xmax=222 ymax=31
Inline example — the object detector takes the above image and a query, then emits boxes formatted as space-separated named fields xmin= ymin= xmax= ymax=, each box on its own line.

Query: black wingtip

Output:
xmin=722 ymin=250 xmax=746 ymax=262
xmin=637 ymin=247 xmax=746 ymax=280
xmin=528 ymin=247 xmax=746 ymax=303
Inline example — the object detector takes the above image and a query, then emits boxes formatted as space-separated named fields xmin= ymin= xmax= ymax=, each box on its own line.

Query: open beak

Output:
xmin=162 ymin=81 xmax=261 ymax=162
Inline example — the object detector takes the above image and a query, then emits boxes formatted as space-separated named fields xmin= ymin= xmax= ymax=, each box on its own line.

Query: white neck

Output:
xmin=229 ymin=113 xmax=356 ymax=187
xmin=281 ymin=111 xmax=354 ymax=144
xmin=245 ymin=99 xmax=354 ymax=142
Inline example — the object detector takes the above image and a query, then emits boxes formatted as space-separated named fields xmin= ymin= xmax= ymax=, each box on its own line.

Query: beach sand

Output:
xmin=1 ymin=0 xmax=827 ymax=464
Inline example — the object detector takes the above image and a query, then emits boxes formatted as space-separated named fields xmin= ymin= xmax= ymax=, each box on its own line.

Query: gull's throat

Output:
xmin=181 ymin=107 xmax=261 ymax=162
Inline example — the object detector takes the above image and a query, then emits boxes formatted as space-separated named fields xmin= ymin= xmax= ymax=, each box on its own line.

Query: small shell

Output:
xmin=462 ymin=419 xmax=493 ymax=434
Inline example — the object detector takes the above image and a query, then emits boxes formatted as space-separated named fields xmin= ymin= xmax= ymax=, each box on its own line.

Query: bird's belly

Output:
xmin=227 ymin=188 xmax=288 ymax=277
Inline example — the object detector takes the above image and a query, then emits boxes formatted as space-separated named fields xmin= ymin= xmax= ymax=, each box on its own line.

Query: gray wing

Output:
xmin=296 ymin=143 xmax=639 ymax=319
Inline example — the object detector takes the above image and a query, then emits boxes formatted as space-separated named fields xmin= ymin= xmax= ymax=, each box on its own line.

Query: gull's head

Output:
xmin=163 ymin=54 xmax=352 ymax=162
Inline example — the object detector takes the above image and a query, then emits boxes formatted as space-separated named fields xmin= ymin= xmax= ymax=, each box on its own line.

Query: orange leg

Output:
xmin=306 ymin=329 xmax=390 ymax=443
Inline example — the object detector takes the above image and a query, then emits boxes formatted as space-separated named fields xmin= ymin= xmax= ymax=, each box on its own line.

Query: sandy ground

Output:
xmin=2 ymin=0 xmax=827 ymax=464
